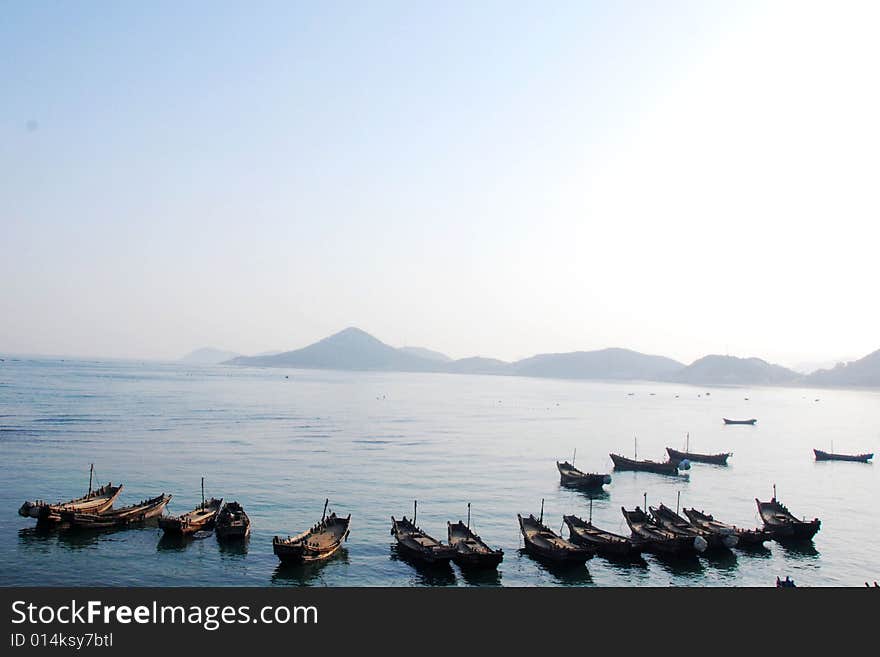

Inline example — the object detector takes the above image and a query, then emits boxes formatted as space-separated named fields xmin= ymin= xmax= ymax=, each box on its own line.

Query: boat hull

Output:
xmin=556 ymin=462 xmax=612 ymax=490
xmin=563 ymin=516 xmax=644 ymax=557
xmin=756 ymin=498 xmax=821 ymax=541
xmin=666 ymin=448 xmax=731 ymax=465
xmin=274 ymin=514 xmax=351 ymax=564
xmin=813 ymin=449 xmax=872 ymax=463
xmin=610 ymin=454 xmax=680 ymax=475
xmin=723 ymin=418 xmax=757 ymax=425
xmin=62 ymin=494 xmax=171 ymax=529
xmin=518 ymin=514 xmax=592 ymax=564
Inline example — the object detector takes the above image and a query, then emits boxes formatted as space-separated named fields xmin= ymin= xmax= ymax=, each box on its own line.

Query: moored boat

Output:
xmin=19 ymin=465 xmax=123 ymax=524
xmin=610 ymin=453 xmax=683 ymax=475
xmin=723 ymin=418 xmax=757 ymax=425
xmin=813 ymin=449 xmax=872 ymax=463
xmin=159 ymin=498 xmax=222 ymax=536
xmin=735 ymin=527 xmax=772 ymax=547
xmin=518 ymin=505 xmax=592 ymax=564
xmin=557 ymin=461 xmax=612 ymax=490
xmin=621 ymin=506 xmax=705 ymax=555
xmin=563 ymin=514 xmax=645 ymax=558
xmin=447 ymin=506 xmax=503 ymax=569
xmin=680 ymin=507 xmax=740 ymax=549
xmin=158 ymin=477 xmax=222 ymax=536
xmin=650 ymin=504 xmax=713 ymax=551
xmin=391 ymin=501 xmax=455 ymax=564
xmin=215 ymin=501 xmax=251 ymax=540
xmin=61 ymin=493 xmax=172 ymax=529
xmin=666 ymin=447 xmax=731 ymax=466
xmin=756 ymin=494 xmax=820 ymax=541
xmin=273 ymin=499 xmax=351 ymax=563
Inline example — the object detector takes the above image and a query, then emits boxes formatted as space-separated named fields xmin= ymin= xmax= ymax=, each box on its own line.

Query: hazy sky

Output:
xmin=2 ymin=1 xmax=878 ymax=368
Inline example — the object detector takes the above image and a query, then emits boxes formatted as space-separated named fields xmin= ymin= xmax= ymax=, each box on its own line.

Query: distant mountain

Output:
xmin=399 ymin=346 xmax=452 ymax=362
xmin=221 ymin=327 xmax=880 ymax=388
xmin=513 ymin=348 xmax=684 ymax=380
xmin=444 ymin=357 xmax=514 ymax=375
xmin=224 ymin=327 xmax=437 ymax=371
xmin=180 ymin=347 xmax=241 ymax=365
xmin=805 ymin=349 xmax=880 ymax=387
xmin=669 ymin=355 xmax=799 ymax=385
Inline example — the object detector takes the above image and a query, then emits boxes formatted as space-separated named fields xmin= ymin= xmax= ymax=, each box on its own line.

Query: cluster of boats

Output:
xmin=512 ymin=492 xmax=821 ymax=566
xmin=18 ymin=469 xmax=251 ymax=541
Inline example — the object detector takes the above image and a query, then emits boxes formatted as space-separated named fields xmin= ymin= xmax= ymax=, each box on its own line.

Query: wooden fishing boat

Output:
xmin=391 ymin=510 xmax=455 ymax=564
xmin=518 ymin=511 xmax=592 ymax=564
xmin=666 ymin=447 xmax=731 ymax=466
xmin=813 ymin=449 xmax=872 ymax=463
xmin=19 ymin=465 xmax=122 ymax=524
xmin=650 ymin=504 xmax=712 ymax=551
xmin=735 ymin=527 xmax=772 ymax=547
xmin=756 ymin=496 xmax=820 ymax=540
xmin=610 ymin=453 xmax=683 ymax=475
xmin=556 ymin=461 xmax=612 ymax=490
xmin=563 ymin=514 xmax=645 ymax=557
xmin=621 ymin=506 xmax=705 ymax=555
xmin=158 ymin=497 xmax=222 ymax=536
xmin=723 ymin=418 xmax=757 ymax=425
xmin=215 ymin=501 xmax=251 ymax=540
xmin=273 ymin=500 xmax=351 ymax=563
xmin=447 ymin=521 xmax=503 ymax=569
xmin=21 ymin=483 xmax=124 ymax=525
xmin=680 ymin=507 xmax=739 ymax=549
xmin=61 ymin=493 xmax=172 ymax=529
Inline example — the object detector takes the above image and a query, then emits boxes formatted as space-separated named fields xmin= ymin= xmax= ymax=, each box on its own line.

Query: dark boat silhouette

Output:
xmin=723 ymin=418 xmax=757 ymax=425
xmin=666 ymin=447 xmax=731 ymax=465
xmin=556 ymin=460 xmax=611 ymax=490
xmin=563 ymin=514 xmax=645 ymax=558
xmin=756 ymin=493 xmax=820 ymax=541
xmin=610 ymin=453 xmax=683 ymax=475
xmin=391 ymin=501 xmax=455 ymax=565
xmin=518 ymin=500 xmax=592 ymax=564
xmin=813 ymin=449 xmax=872 ymax=463
xmin=621 ymin=506 xmax=705 ymax=555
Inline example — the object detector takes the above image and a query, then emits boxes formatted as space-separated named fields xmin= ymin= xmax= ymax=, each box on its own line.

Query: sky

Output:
xmin=2 ymin=1 xmax=878 ymax=369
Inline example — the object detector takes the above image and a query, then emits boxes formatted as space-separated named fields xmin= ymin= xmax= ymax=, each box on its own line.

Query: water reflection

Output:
xmin=217 ymin=537 xmax=249 ymax=558
xmin=777 ymin=540 xmax=820 ymax=559
xmin=271 ymin=549 xmax=350 ymax=586
xmin=389 ymin=546 xmax=457 ymax=586
xmin=18 ymin=526 xmax=57 ymax=546
xmin=650 ymin=552 xmax=704 ymax=577
xmin=456 ymin=565 xmax=502 ymax=586
xmin=518 ymin=549 xmax=593 ymax=585
xmin=703 ymin=548 xmax=738 ymax=572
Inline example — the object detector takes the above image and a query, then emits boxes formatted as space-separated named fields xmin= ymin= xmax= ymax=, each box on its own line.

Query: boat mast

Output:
xmin=413 ymin=500 xmax=417 ymax=526
xmin=686 ymin=433 xmax=690 ymax=453
xmin=467 ymin=502 xmax=471 ymax=529
xmin=634 ymin=436 xmax=638 ymax=460
xmin=772 ymin=483 xmax=776 ymax=501
xmin=539 ymin=498 xmax=544 ymax=525
xmin=572 ymin=448 xmax=576 ymax=466
xmin=201 ymin=477 xmax=205 ymax=509
xmin=589 ymin=496 xmax=593 ymax=523
xmin=322 ymin=498 xmax=329 ymax=522
xmin=676 ymin=490 xmax=681 ymax=516
xmin=643 ymin=491 xmax=647 ymax=511
xmin=88 ymin=463 xmax=94 ymax=496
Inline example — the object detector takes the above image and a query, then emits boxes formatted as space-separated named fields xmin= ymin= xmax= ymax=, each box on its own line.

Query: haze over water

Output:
xmin=1 ymin=357 xmax=877 ymax=587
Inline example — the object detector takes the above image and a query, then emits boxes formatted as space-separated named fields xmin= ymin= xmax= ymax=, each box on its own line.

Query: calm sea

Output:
xmin=0 ymin=357 xmax=877 ymax=587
